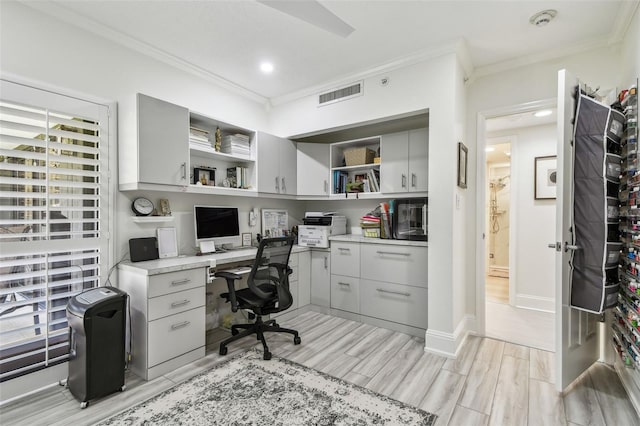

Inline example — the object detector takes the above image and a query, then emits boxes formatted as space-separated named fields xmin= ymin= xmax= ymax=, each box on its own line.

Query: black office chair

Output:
xmin=215 ymin=236 xmax=301 ymax=360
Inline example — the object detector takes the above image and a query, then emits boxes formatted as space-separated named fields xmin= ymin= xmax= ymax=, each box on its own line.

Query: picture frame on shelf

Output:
xmin=534 ymin=155 xmax=557 ymax=199
xmin=242 ymin=233 xmax=252 ymax=247
xmin=194 ymin=167 xmax=216 ymax=186
xmin=457 ymin=142 xmax=468 ymax=189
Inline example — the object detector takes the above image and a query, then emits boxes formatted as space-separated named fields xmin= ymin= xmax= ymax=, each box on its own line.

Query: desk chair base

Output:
xmin=219 ymin=316 xmax=301 ymax=360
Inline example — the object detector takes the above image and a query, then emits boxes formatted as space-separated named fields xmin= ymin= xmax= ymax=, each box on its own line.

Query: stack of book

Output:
xmin=189 ymin=126 xmax=211 ymax=148
xmin=360 ymin=214 xmax=381 ymax=238
xmin=226 ymin=166 xmax=249 ymax=189
xmin=221 ymin=134 xmax=251 ymax=158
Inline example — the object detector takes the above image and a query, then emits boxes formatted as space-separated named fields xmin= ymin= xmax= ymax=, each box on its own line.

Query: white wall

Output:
xmin=488 ymin=124 xmax=557 ymax=310
xmin=271 ymin=53 xmax=467 ymax=356
xmin=466 ymin=46 xmax=623 ymax=324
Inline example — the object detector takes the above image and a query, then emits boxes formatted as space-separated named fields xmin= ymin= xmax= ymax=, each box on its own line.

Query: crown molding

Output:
xmin=608 ymin=0 xmax=639 ymax=44
xmin=21 ymin=1 xmax=268 ymax=106
xmin=472 ymin=37 xmax=614 ymax=80
xmin=269 ymin=40 xmax=465 ymax=107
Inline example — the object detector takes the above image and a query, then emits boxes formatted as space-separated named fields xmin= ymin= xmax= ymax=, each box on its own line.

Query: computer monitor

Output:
xmin=194 ymin=205 xmax=241 ymax=252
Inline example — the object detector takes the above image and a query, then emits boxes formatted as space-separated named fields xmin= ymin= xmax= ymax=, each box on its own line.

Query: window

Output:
xmin=0 ymin=80 xmax=111 ymax=381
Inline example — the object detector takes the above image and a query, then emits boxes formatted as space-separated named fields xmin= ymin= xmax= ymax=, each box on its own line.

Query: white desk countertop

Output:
xmin=119 ymin=245 xmax=310 ymax=275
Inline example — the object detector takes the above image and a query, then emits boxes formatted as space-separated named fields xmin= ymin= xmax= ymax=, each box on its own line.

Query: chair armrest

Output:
xmin=268 ymin=262 xmax=292 ymax=276
xmin=214 ymin=271 xmax=241 ymax=312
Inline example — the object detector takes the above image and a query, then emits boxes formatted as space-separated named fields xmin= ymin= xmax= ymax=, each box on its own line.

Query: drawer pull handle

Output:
xmin=171 ymin=321 xmax=191 ymax=330
xmin=338 ymin=247 xmax=351 ymax=252
xmin=171 ymin=278 xmax=191 ymax=286
xmin=338 ymin=282 xmax=350 ymax=286
xmin=171 ymin=299 xmax=190 ymax=308
xmin=376 ymin=288 xmax=410 ymax=297
xmin=376 ymin=251 xmax=410 ymax=256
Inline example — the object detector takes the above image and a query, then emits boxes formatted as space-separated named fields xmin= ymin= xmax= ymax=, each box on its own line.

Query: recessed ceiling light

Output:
xmin=260 ymin=62 xmax=274 ymax=74
xmin=529 ymin=10 xmax=557 ymax=27
xmin=534 ymin=110 xmax=553 ymax=117
xmin=485 ymin=147 xmax=495 ymax=152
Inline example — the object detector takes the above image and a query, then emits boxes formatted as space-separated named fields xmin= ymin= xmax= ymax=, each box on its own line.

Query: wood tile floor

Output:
xmin=1 ymin=311 xmax=638 ymax=425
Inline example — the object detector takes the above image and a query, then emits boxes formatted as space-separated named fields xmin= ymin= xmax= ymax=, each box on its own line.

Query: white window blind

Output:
xmin=0 ymin=80 xmax=111 ymax=382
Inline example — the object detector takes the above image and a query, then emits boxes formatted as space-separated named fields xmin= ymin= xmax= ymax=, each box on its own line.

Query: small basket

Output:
xmin=362 ymin=227 xmax=380 ymax=238
xmin=345 ymin=147 xmax=375 ymax=166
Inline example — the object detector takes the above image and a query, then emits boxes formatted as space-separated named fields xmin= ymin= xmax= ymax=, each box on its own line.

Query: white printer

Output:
xmin=298 ymin=212 xmax=347 ymax=248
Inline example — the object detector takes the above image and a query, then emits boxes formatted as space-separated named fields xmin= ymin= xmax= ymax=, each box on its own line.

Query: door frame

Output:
xmin=475 ymin=98 xmax=556 ymax=337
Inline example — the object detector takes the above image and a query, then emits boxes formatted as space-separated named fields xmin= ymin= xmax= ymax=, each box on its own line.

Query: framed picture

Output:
xmin=535 ymin=156 xmax=557 ymax=199
xmin=242 ymin=233 xmax=252 ymax=247
xmin=194 ymin=167 xmax=215 ymax=186
xmin=457 ymin=142 xmax=468 ymax=189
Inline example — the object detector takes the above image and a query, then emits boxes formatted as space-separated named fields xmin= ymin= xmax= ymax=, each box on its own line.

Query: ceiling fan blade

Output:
xmin=257 ymin=0 xmax=355 ymax=38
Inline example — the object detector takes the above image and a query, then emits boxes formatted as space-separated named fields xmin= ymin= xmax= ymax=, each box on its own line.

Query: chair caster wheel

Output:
xmin=120 ymin=384 xmax=126 ymax=392
xmin=219 ymin=346 xmax=228 ymax=356
xmin=294 ymin=336 xmax=301 ymax=345
xmin=80 ymin=402 xmax=89 ymax=409
xmin=263 ymin=351 xmax=272 ymax=360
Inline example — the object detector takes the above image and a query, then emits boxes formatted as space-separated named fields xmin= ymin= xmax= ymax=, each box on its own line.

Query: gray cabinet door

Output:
xmin=137 ymin=94 xmax=189 ymax=186
xmin=310 ymin=250 xmax=330 ymax=307
xmin=408 ymin=128 xmax=428 ymax=192
xmin=257 ymin=132 xmax=297 ymax=194
xmin=297 ymin=143 xmax=330 ymax=195
xmin=380 ymin=131 xmax=409 ymax=193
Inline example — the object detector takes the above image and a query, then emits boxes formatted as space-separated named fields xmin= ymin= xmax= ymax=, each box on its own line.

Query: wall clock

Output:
xmin=131 ymin=197 xmax=154 ymax=216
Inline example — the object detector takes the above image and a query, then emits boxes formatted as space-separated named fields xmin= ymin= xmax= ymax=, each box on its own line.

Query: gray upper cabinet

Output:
xmin=137 ymin=94 xmax=189 ymax=186
xmin=297 ymin=142 xmax=330 ymax=196
xmin=380 ymin=128 xmax=428 ymax=193
xmin=257 ymin=132 xmax=297 ymax=195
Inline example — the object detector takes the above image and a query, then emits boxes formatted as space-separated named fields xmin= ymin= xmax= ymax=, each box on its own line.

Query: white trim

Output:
xmin=515 ymin=294 xmax=555 ymax=313
xmin=0 ymin=362 xmax=67 ymax=405
xmin=608 ymin=1 xmax=640 ymax=45
xmin=424 ymin=315 xmax=474 ymax=358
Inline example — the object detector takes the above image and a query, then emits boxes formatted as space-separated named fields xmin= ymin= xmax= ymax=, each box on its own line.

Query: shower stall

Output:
xmin=488 ymin=167 xmax=510 ymax=278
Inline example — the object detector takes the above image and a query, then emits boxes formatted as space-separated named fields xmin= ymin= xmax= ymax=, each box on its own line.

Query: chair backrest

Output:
xmin=247 ymin=236 xmax=295 ymax=311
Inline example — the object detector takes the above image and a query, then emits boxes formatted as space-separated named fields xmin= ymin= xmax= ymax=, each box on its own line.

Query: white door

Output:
xmin=279 ymin=137 xmax=297 ymax=195
xmin=297 ymin=143 xmax=330 ymax=195
xmin=408 ymin=128 xmax=428 ymax=192
xmin=555 ymin=69 xmax=600 ymax=391
xmin=257 ymin=131 xmax=281 ymax=193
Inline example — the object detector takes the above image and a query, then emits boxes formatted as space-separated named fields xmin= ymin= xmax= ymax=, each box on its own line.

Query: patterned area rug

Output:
xmin=98 ymin=350 xmax=437 ymax=425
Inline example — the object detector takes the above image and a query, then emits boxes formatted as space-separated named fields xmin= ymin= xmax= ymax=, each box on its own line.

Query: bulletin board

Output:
xmin=261 ymin=209 xmax=288 ymax=238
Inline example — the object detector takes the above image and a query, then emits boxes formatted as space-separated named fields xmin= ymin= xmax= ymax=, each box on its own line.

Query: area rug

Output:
xmin=98 ymin=350 xmax=437 ymax=425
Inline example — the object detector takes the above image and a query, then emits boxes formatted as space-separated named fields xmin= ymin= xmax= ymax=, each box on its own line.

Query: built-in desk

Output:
xmin=117 ymin=246 xmax=308 ymax=380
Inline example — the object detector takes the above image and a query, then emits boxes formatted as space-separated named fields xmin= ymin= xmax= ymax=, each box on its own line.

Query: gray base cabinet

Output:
xmin=329 ymin=239 xmax=428 ymax=332
xmin=118 ymin=266 xmax=206 ymax=380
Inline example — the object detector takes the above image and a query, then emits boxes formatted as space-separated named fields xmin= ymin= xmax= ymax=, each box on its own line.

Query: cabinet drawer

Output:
xmin=331 ymin=242 xmax=360 ymax=277
xmin=360 ymin=244 xmax=427 ymax=287
xmin=360 ymin=280 xmax=427 ymax=329
xmin=331 ymin=275 xmax=359 ymax=313
xmin=148 ymin=307 xmax=205 ymax=367
xmin=148 ymin=268 xmax=204 ymax=298
xmin=148 ymin=286 xmax=205 ymax=321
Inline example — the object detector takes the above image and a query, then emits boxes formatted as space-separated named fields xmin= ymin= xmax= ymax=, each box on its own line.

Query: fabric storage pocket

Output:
xmin=605 ymin=242 xmax=623 ymax=267
xmin=605 ymin=153 xmax=621 ymax=182
xmin=603 ymin=282 xmax=620 ymax=310
xmin=607 ymin=109 xmax=625 ymax=143
xmin=607 ymin=197 xmax=620 ymax=222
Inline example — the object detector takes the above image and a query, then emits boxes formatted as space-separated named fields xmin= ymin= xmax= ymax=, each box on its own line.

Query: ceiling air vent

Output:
xmin=318 ymin=81 xmax=363 ymax=106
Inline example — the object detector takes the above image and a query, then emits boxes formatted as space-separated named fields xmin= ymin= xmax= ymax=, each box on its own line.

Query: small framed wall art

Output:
xmin=194 ymin=167 xmax=215 ymax=186
xmin=457 ymin=142 xmax=468 ymax=189
xmin=534 ymin=155 xmax=557 ymax=199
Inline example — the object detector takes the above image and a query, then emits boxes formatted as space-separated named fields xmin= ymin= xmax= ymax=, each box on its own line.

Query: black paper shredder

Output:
xmin=66 ymin=286 xmax=127 ymax=408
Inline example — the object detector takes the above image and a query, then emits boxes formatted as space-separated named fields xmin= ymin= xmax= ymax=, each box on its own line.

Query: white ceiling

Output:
xmin=24 ymin=0 xmax=636 ymax=103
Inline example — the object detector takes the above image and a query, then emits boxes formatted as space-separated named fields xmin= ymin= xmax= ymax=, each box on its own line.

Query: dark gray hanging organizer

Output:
xmin=570 ymin=93 xmax=625 ymax=313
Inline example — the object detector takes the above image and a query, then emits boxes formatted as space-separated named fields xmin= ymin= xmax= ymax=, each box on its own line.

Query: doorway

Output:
xmin=477 ymin=100 xmax=558 ymax=351
xmin=486 ymin=141 xmax=511 ymax=304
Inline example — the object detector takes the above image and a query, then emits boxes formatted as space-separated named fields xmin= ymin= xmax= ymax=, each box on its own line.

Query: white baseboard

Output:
xmin=515 ymin=294 xmax=555 ymax=313
xmin=1 ymin=362 xmax=67 ymax=405
xmin=425 ymin=315 xmax=476 ymax=358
